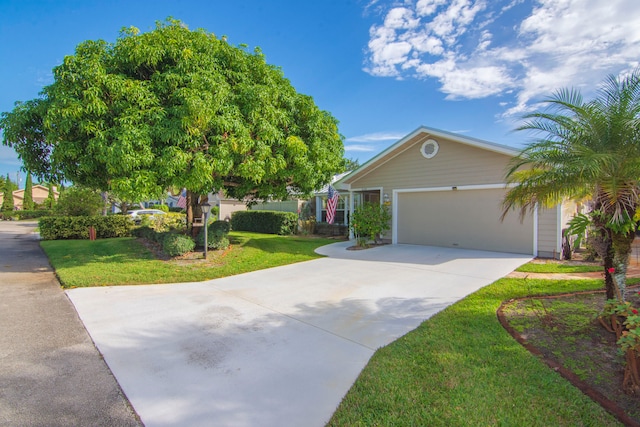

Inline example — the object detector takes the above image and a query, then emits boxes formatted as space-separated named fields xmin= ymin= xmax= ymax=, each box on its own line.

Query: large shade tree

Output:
xmin=502 ymin=70 xmax=640 ymax=301
xmin=0 ymin=19 xmax=344 ymax=221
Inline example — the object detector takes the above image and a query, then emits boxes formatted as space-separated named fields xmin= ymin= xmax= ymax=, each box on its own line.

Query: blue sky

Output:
xmin=1 ymin=0 xmax=639 ymax=187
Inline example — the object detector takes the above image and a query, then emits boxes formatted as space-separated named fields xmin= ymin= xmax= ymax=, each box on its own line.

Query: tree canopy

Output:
xmin=0 ymin=18 xmax=344 ymax=202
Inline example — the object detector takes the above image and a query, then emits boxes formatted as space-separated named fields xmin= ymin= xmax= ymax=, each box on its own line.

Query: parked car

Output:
xmin=127 ymin=209 xmax=166 ymax=223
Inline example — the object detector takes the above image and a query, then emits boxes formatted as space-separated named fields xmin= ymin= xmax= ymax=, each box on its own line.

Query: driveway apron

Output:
xmin=0 ymin=221 xmax=141 ymax=427
xmin=67 ymin=241 xmax=530 ymax=427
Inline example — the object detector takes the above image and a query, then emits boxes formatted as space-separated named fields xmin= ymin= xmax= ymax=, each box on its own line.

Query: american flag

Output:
xmin=176 ymin=189 xmax=187 ymax=209
xmin=326 ymin=185 xmax=339 ymax=224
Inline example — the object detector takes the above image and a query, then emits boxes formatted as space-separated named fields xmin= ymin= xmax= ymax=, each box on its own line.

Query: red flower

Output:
xmin=632 ymin=309 xmax=639 ymax=315
xmin=607 ymin=267 xmax=616 ymax=274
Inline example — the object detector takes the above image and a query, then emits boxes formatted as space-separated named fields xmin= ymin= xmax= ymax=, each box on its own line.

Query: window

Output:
xmin=321 ymin=195 xmax=348 ymax=224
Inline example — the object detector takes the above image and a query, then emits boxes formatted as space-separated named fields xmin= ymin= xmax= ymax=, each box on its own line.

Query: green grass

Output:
xmin=327 ymin=278 xmax=623 ymax=426
xmin=516 ymin=261 xmax=602 ymax=273
xmin=40 ymin=232 xmax=336 ymax=288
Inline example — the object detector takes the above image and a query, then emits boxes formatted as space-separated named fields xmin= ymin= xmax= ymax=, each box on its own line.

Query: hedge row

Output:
xmin=0 ymin=210 xmax=53 ymax=220
xmin=231 ymin=210 xmax=297 ymax=235
xmin=39 ymin=216 xmax=133 ymax=240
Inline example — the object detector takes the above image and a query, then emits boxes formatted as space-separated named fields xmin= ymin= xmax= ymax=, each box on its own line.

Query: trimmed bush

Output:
xmin=162 ymin=233 xmax=195 ymax=257
xmin=132 ymin=226 xmax=156 ymax=241
xmin=231 ymin=211 xmax=297 ymax=235
xmin=0 ymin=211 xmax=18 ymax=221
xmin=39 ymin=215 xmax=133 ymax=240
xmin=210 ymin=220 xmax=231 ymax=234
xmin=17 ymin=210 xmax=53 ymax=219
xmin=196 ymin=221 xmax=231 ymax=250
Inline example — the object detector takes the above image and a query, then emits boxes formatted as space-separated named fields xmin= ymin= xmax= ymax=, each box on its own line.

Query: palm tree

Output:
xmin=503 ymin=69 xmax=640 ymax=301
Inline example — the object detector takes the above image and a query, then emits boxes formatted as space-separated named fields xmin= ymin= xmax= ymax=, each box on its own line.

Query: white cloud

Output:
xmin=344 ymin=144 xmax=381 ymax=152
xmin=346 ymin=132 xmax=406 ymax=142
xmin=364 ymin=0 xmax=640 ymax=115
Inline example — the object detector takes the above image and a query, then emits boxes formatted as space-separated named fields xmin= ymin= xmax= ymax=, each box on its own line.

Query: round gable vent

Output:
xmin=420 ymin=139 xmax=439 ymax=159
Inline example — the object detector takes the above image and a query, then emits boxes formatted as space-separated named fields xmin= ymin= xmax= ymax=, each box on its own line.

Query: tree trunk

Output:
xmin=611 ymin=230 xmax=636 ymax=301
xmin=186 ymin=190 xmax=194 ymax=232
xmin=591 ymin=223 xmax=616 ymax=300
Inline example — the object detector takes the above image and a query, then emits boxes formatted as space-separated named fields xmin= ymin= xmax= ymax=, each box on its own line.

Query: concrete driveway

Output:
xmin=67 ymin=241 xmax=530 ymax=427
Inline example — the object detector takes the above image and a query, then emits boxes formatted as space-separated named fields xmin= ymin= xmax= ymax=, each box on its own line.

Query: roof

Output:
xmin=337 ymin=125 xmax=520 ymax=189
xmin=315 ymin=171 xmax=352 ymax=195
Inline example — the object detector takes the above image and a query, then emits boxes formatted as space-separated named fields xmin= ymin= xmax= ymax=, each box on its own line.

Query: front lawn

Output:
xmin=328 ymin=278 xmax=624 ymax=426
xmin=40 ymin=232 xmax=336 ymax=288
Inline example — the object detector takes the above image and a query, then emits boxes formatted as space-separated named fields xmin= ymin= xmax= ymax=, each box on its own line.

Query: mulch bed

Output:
xmin=498 ymin=286 xmax=640 ymax=426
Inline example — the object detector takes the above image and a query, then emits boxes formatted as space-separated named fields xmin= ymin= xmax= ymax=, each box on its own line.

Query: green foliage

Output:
xmin=341 ymin=157 xmax=360 ymax=172
xmin=196 ymin=220 xmax=231 ymax=250
xmin=54 ymin=186 xmax=104 ymax=216
xmin=231 ymin=210 xmax=297 ymax=235
xmin=350 ymin=202 xmax=391 ymax=247
xmin=10 ymin=209 xmax=53 ymax=220
xmin=149 ymin=204 xmax=169 ymax=212
xmin=39 ymin=215 xmax=132 ymax=240
xmin=144 ymin=212 xmax=186 ymax=232
xmin=1 ymin=18 xmax=343 ymax=202
xmin=44 ymin=183 xmax=56 ymax=209
xmin=162 ymin=233 xmax=195 ymax=257
xmin=23 ymin=173 xmax=34 ymax=211
xmin=210 ymin=220 xmax=231 ymax=234
xmin=132 ymin=225 xmax=156 ymax=241
xmin=1 ymin=174 xmax=15 ymax=211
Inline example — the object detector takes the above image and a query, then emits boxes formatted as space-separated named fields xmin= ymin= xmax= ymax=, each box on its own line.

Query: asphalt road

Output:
xmin=0 ymin=220 xmax=141 ymax=427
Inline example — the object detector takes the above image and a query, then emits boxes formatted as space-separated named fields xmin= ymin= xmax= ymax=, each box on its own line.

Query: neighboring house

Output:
xmin=0 ymin=185 xmax=59 ymax=210
xmin=335 ymin=126 xmax=579 ymax=258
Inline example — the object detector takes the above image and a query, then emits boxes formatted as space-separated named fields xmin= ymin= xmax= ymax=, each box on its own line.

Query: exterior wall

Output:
xmin=536 ymin=205 xmax=560 ymax=259
xmin=536 ymin=202 xmax=580 ymax=259
xmin=350 ymin=134 xmax=513 ymax=191
xmin=251 ymin=200 xmax=302 ymax=213
xmin=218 ymin=200 xmax=247 ymax=221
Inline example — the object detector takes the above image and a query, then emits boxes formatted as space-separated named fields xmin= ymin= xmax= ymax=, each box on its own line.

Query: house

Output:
xmin=334 ymin=126 xmax=578 ymax=258
xmin=0 ymin=185 xmax=59 ymax=210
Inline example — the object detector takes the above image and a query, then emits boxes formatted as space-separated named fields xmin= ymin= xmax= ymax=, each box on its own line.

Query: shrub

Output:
xmin=15 ymin=210 xmax=53 ymax=220
xmin=210 ymin=220 xmax=231 ymax=234
xmin=54 ymin=187 xmax=104 ymax=216
xmin=0 ymin=211 xmax=18 ymax=221
xmin=141 ymin=212 xmax=186 ymax=232
xmin=39 ymin=215 xmax=133 ymax=240
xmin=132 ymin=226 xmax=156 ymax=241
xmin=196 ymin=221 xmax=231 ymax=250
xmin=350 ymin=202 xmax=391 ymax=247
xmin=231 ymin=211 xmax=297 ymax=235
xmin=162 ymin=233 xmax=195 ymax=257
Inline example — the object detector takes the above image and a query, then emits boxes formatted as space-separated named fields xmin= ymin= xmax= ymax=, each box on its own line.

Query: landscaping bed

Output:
xmin=500 ymin=285 xmax=640 ymax=425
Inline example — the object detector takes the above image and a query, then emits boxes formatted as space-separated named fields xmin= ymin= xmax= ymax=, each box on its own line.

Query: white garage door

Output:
xmin=396 ymin=188 xmax=534 ymax=254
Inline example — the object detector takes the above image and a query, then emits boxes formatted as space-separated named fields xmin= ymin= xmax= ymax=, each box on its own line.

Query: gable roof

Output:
xmin=337 ymin=125 xmax=520 ymax=189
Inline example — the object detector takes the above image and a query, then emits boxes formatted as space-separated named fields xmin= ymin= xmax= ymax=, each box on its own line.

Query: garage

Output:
xmin=395 ymin=187 xmax=535 ymax=254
